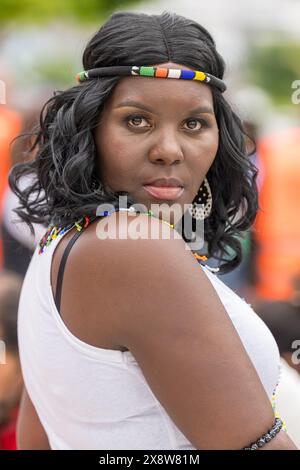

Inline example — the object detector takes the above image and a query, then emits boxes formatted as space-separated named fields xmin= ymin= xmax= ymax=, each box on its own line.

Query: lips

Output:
xmin=143 ymin=177 xmax=184 ymax=188
xmin=143 ymin=185 xmax=184 ymax=200
xmin=142 ymin=177 xmax=185 ymax=200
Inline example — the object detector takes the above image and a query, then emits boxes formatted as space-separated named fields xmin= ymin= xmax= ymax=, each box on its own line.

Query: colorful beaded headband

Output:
xmin=75 ymin=65 xmax=226 ymax=93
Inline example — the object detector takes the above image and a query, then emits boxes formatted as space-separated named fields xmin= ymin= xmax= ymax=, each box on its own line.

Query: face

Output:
xmin=95 ymin=62 xmax=219 ymax=224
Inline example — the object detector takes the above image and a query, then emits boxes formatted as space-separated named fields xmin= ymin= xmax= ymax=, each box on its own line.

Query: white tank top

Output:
xmin=17 ymin=224 xmax=282 ymax=450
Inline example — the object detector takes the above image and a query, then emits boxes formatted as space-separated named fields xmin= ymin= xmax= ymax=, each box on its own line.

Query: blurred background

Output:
xmin=0 ymin=0 xmax=299 ymax=450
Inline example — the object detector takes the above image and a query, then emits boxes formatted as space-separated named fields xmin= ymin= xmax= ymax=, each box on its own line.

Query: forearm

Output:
xmin=258 ymin=430 xmax=298 ymax=450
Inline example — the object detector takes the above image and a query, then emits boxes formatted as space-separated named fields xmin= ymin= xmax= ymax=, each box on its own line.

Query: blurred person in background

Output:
xmin=0 ymin=60 xmax=22 ymax=270
xmin=0 ymin=270 xmax=23 ymax=450
xmin=253 ymin=127 xmax=300 ymax=301
xmin=1 ymin=175 xmax=45 ymax=277
xmin=1 ymin=85 xmax=50 ymax=277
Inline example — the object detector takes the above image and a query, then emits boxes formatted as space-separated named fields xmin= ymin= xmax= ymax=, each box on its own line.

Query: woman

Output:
xmin=9 ymin=11 xmax=297 ymax=450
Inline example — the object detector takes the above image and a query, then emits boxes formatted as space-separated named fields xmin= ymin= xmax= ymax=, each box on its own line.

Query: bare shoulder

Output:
xmin=87 ymin=212 xmax=292 ymax=449
xmin=50 ymin=211 xmax=183 ymax=351
xmin=91 ymin=210 xmax=234 ymax=344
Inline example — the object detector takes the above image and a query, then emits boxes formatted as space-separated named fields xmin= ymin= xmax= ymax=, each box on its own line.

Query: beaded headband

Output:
xmin=75 ymin=65 xmax=226 ymax=93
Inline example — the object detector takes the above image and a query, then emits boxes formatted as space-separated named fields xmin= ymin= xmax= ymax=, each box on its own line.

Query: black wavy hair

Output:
xmin=9 ymin=10 xmax=259 ymax=274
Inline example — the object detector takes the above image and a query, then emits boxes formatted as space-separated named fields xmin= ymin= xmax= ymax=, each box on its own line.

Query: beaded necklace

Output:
xmin=38 ymin=206 xmax=216 ymax=270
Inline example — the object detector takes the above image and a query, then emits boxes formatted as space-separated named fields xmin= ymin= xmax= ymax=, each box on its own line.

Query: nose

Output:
xmin=148 ymin=129 xmax=184 ymax=165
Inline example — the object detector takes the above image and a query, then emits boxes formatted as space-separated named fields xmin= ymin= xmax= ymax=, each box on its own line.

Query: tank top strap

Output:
xmin=54 ymin=215 xmax=98 ymax=313
xmin=54 ymin=207 xmax=134 ymax=314
xmin=54 ymin=206 xmax=161 ymax=313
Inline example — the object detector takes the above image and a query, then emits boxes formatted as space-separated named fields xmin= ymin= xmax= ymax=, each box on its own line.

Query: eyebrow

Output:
xmin=115 ymin=99 xmax=214 ymax=115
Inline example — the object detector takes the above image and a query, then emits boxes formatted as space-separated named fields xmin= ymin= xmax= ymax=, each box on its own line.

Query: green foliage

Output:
xmin=247 ymin=42 xmax=300 ymax=106
xmin=0 ymin=0 xmax=143 ymax=24
xmin=30 ymin=57 xmax=79 ymax=87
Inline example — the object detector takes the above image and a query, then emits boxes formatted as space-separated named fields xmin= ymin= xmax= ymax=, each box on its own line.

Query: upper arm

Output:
xmin=17 ymin=385 xmax=51 ymax=450
xmin=95 ymin=213 xmax=279 ymax=450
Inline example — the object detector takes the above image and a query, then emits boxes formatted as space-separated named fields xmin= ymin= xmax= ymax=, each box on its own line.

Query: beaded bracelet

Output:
xmin=241 ymin=364 xmax=287 ymax=450
xmin=242 ymin=417 xmax=283 ymax=450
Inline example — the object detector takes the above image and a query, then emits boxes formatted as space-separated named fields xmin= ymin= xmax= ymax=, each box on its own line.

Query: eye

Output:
xmin=124 ymin=114 xmax=209 ymax=132
xmin=183 ymin=118 xmax=208 ymax=131
xmin=125 ymin=114 xmax=150 ymax=129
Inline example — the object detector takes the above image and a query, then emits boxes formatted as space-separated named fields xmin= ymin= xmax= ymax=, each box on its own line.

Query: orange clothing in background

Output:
xmin=0 ymin=106 xmax=22 ymax=268
xmin=254 ymin=127 xmax=300 ymax=300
